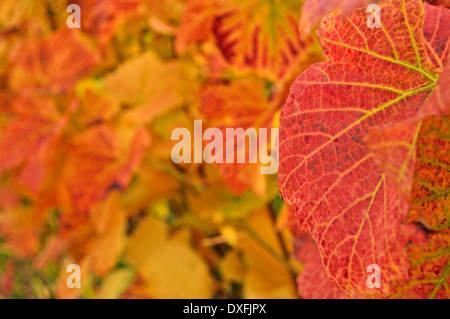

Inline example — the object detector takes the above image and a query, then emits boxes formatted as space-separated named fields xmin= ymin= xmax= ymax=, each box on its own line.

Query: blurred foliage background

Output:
xmin=0 ymin=0 xmax=327 ymax=299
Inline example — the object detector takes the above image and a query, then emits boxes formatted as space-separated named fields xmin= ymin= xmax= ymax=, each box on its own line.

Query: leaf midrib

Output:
xmin=320 ymin=37 xmax=438 ymax=82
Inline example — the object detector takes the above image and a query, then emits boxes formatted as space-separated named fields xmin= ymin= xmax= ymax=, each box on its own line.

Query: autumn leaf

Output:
xmin=9 ymin=29 xmax=99 ymax=94
xmin=62 ymin=124 xmax=149 ymax=213
xmin=219 ymin=250 xmax=244 ymax=284
xmin=143 ymin=0 xmax=184 ymax=35
xmin=386 ymin=114 xmax=449 ymax=299
xmin=279 ymin=0 xmax=441 ymax=293
xmin=121 ymin=163 xmax=179 ymax=214
xmin=293 ymin=222 xmax=430 ymax=299
xmin=187 ymin=184 xmax=268 ymax=223
xmin=389 ymin=230 xmax=450 ymax=299
xmin=423 ymin=2 xmax=450 ymax=70
xmin=420 ymin=55 xmax=450 ymax=116
xmin=0 ymin=205 xmax=48 ymax=258
xmin=54 ymin=191 xmax=128 ymax=298
xmin=72 ymin=0 xmax=142 ymax=49
xmin=105 ymin=52 xmax=198 ymax=126
xmin=0 ymin=0 xmax=31 ymax=31
xmin=425 ymin=0 xmax=450 ymax=8
xmin=0 ymin=96 xmax=74 ymax=194
xmin=212 ymin=0 xmax=309 ymax=79
xmin=127 ymin=217 xmax=212 ymax=298
xmin=299 ymin=0 xmax=375 ymax=36
xmin=293 ymin=1 xmax=450 ymax=297
xmin=200 ymin=76 xmax=276 ymax=195
xmin=238 ymin=208 xmax=298 ymax=299
xmin=292 ymin=116 xmax=449 ymax=300
xmin=201 ymin=77 xmax=272 ymax=126
xmin=87 ymin=192 xmax=127 ymax=276
xmin=295 ymin=235 xmax=349 ymax=299
xmin=76 ymin=80 xmax=120 ymax=126
xmin=366 ymin=121 xmax=421 ymax=197
xmin=409 ymin=115 xmax=449 ymax=230
xmin=0 ymin=186 xmax=18 ymax=209
xmin=96 ymin=268 xmax=135 ymax=299
xmin=175 ymin=0 xmax=222 ymax=53
xmin=33 ymin=235 xmax=64 ymax=270
xmin=366 ymin=52 xmax=450 ymax=197
xmin=2 ymin=0 xmax=449 ymax=301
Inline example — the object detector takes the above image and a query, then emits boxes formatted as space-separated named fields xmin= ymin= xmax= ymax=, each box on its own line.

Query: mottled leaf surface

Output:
xmin=279 ymin=0 xmax=440 ymax=293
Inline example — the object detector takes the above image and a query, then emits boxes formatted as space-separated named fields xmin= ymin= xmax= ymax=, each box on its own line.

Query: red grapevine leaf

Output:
xmin=420 ymin=55 xmax=450 ymax=116
xmin=366 ymin=54 xmax=450 ymax=196
xmin=366 ymin=56 xmax=450 ymax=196
xmin=296 ymin=236 xmax=349 ymax=299
xmin=294 ymin=220 xmax=428 ymax=299
xmin=425 ymin=0 xmax=450 ymax=8
xmin=279 ymin=0 xmax=440 ymax=293
xmin=366 ymin=121 xmax=420 ymax=197
xmin=423 ymin=2 xmax=450 ymax=69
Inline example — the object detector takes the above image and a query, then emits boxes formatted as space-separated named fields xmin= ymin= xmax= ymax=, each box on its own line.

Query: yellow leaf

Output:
xmin=104 ymin=52 xmax=198 ymax=125
xmin=89 ymin=192 xmax=127 ymax=276
xmin=127 ymin=217 xmax=212 ymax=298
xmin=220 ymin=251 xmax=244 ymax=282
xmin=121 ymin=164 xmax=179 ymax=215
xmin=76 ymin=79 xmax=120 ymax=126
xmin=144 ymin=0 xmax=185 ymax=35
xmin=0 ymin=1 xmax=31 ymax=30
xmin=96 ymin=268 xmax=135 ymax=299
xmin=239 ymin=209 xmax=297 ymax=299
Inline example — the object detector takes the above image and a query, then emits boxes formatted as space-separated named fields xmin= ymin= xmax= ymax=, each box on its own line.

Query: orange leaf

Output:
xmin=212 ymin=0 xmax=309 ymax=79
xmin=62 ymin=124 xmax=149 ymax=213
xmin=0 ymin=96 xmax=73 ymax=194
xmin=9 ymin=29 xmax=99 ymax=94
